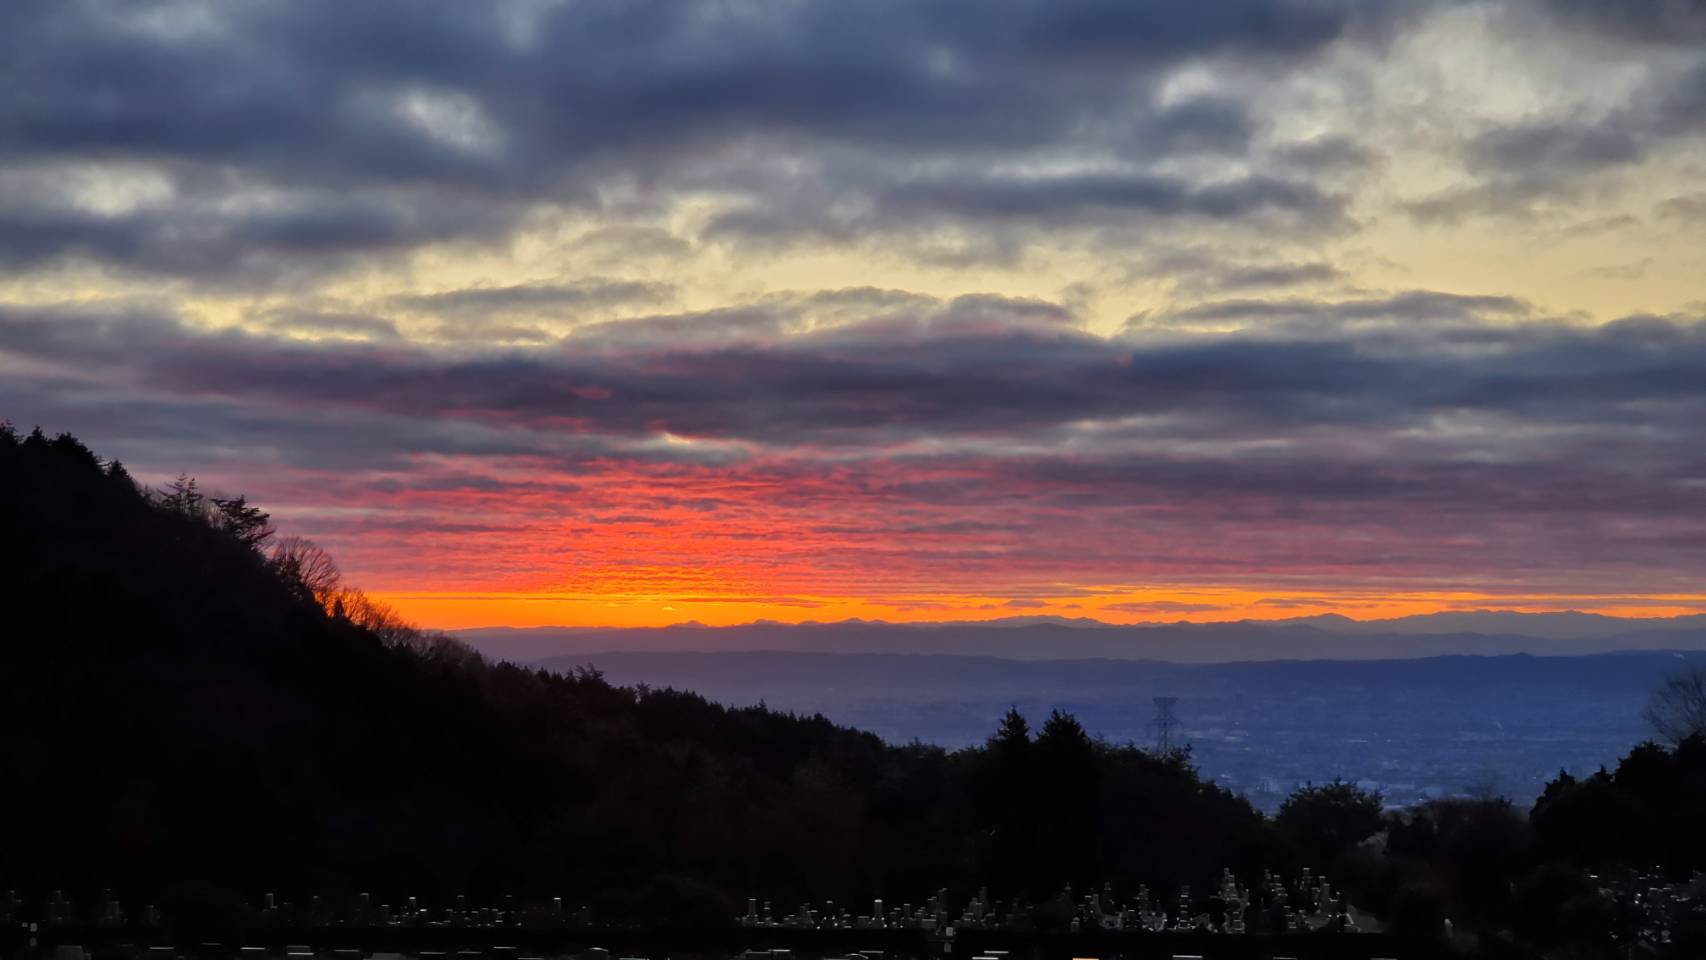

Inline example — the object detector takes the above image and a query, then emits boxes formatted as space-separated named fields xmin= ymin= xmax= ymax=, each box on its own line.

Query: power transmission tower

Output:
xmin=1149 ymin=696 xmax=1181 ymax=753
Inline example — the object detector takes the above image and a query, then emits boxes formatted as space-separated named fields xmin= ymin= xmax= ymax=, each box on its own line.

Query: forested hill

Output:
xmin=0 ymin=426 xmax=1277 ymax=922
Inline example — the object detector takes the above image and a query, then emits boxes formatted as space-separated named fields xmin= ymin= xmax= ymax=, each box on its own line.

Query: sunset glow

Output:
xmin=5 ymin=0 xmax=1706 ymax=631
xmin=375 ymin=591 xmax=1706 ymax=632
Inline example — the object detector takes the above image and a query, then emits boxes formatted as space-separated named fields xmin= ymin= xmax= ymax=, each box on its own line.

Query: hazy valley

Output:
xmin=453 ymin=624 xmax=1706 ymax=813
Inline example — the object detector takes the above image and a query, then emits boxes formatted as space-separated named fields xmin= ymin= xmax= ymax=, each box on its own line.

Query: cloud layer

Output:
xmin=3 ymin=0 xmax=1705 ymax=623
xmin=6 ymin=292 xmax=1704 ymax=609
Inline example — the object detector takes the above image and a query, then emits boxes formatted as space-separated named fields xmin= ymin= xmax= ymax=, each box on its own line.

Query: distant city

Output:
xmin=452 ymin=631 xmax=1706 ymax=813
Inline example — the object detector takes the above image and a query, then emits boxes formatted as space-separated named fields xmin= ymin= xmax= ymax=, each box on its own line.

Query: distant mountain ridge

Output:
xmin=534 ymin=648 xmax=1703 ymax=705
xmin=1268 ymin=609 xmax=1706 ymax=640
xmin=455 ymin=610 xmax=1706 ymax=664
xmin=848 ymin=610 xmax=1706 ymax=639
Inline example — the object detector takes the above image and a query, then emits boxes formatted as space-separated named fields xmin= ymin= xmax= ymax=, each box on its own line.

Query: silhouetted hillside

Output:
xmin=0 ymin=426 xmax=1279 ymax=923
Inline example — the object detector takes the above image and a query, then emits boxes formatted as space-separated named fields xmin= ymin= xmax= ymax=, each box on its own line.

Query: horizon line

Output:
xmin=428 ymin=607 xmax=1706 ymax=633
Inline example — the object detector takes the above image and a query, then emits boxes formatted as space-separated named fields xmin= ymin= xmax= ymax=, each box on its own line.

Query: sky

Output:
xmin=3 ymin=0 xmax=1706 ymax=629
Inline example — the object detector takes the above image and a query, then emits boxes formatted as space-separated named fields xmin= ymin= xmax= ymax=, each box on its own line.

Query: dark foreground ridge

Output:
xmin=5 ymin=426 xmax=1706 ymax=958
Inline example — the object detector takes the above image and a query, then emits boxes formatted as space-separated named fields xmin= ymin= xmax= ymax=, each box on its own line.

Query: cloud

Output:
xmin=5 ymin=290 xmax=1703 ymax=480
xmin=1163 ymin=260 xmax=1344 ymax=296
xmin=7 ymin=289 xmax=1705 ymax=595
xmin=1658 ymin=193 xmax=1706 ymax=223
xmin=1531 ymin=0 xmax=1706 ymax=47
xmin=382 ymin=279 xmax=679 ymax=340
xmin=254 ymin=307 xmax=403 ymax=342
xmin=0 ymin=175 xmax=520 ymax=285
xmin=1153 ymin=290 xmax=1530 ymax=331
xmin=0 ymin=0 xmax=1690 ymax=283
xmin=881 ymin=171 xmax=1344 ymax=227
xmin=1580 ymin=258 xmax=1653 ymax=281
xmin=1271 ymin=135 xmax=1380 ymax=173
xmin=0 ymin=0 xmax=1415 ymax=278
xmin=1406 ymin=42 xmax=1706 ymax=224
xmin=1469 ymin=121 xmax=1644 ymax=179
xmin=3 ymin=1 xmax=1703 ymax=602
xmin=1210 ymin=262 xmax=1342 ymax=291
xmin=386 ymin=279 xmax=676 ymax=320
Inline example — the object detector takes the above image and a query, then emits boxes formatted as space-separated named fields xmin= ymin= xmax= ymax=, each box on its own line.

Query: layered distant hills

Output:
xmin=520 ymin=648 xmax=1698 ymax=811
xmin=455 ymin=610 xmax=1706 ymax=664
xmin=451 ymin=614 xmax=1706 ymax=812
xmin=1274 ymin=609 xmax=1706 ymax=641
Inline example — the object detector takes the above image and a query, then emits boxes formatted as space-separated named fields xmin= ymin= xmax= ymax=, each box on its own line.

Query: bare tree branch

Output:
xmin=269 ymin=536 xmax=342 ymax=608
xmin=1645 ymin=661 xmax=1706 ymax=744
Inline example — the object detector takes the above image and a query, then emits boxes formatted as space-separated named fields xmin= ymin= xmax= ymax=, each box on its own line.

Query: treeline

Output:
xmin=4 ymin=426 xmax=1704 ymax=956
xmin=1283 ymin=737 xmax=1706 ymax=953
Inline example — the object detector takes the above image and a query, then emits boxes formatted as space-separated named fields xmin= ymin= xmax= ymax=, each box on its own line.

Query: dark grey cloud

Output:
xmin=1271 ymin=135 xmax=1380 ymax=173
xmin=5 ymin=1 xmax=1698 ymax=594
xmin=0 ymin=362 xmax=553 ymax=477
xmin=7 ymin=290 xmax=1704 ymax=589
xmin=1413 ymin=53 xmax=1706 ymax=222
xmin=0 ymin=179 xmax=517 ymax=284
xmin=1658 ymin=193 xmax=1706 ymax=222
xmin=1157 ymin=290 xmax=1530 ymax=329
xmin=1533 ymin=0 xmax=1706 ymax=46
xmin=1169 ymin=260 xmax=1343 ymax=295
xmin=1469 ymin=122 xmax=1644 ymax=179
xmin=3 ymin=292 xmax=1701 ymax=460
xmin=882 ymin=171 xmax=1344 ymax=226
xmin=706 ymin=168 xmax=1348 ymax=250
xmin=1213 ymin=262 xmax=1341 ymax=291
xmin=387 ymin=279 xmax=676 ymax=320
xmin=798 ymin=287 xmax=944 ymax=316
xmin=564 ymin=306 xmax=801 ymax=351
xmin=1561 ymin=213 xmax=1642 ymax=236
xmin=0 ymin=0 xmax=1418 ymax=278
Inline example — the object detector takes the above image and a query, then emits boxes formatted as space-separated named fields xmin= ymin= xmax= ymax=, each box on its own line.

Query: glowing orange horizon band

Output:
xmin=370 ymin=587 xmax=1706 ymax=632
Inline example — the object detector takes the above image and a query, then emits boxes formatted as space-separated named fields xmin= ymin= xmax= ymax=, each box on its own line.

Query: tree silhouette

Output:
xmin=270 ymin=535 xmax=343 ymax=607
xmin=158 ymin=473 xmax=206 ymax=516
xmin=1033 ymin=710 xmax=1100 ymax=888
xmin=211 ymin=494 xmax=274 ymax=550
xmin=1645 ymin=661 xmax=1706 ymax=744
xmin=1276 ymin=779 xmax=1383 ymax=867
xmin=989 ymin=706 xmax=1031 ymax=751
